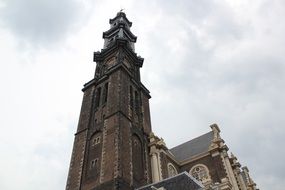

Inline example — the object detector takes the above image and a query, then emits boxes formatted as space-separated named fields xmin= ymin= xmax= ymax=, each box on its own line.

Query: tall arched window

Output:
xmin=132 ymin=135 xmax=144 ymax=187
xmin=190 ymin=164 xmax=211 ymax=182
xmin=167 ymin=163 xmax=178 ymax=177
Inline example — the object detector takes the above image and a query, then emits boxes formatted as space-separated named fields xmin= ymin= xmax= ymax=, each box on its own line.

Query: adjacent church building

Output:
xmin=66 ymin=12 xmax=258 ymax=190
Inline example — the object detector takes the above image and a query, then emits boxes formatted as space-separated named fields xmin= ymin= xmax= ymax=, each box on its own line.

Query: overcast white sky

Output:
xmin=0 ymin=0 xmax=284 ymax=189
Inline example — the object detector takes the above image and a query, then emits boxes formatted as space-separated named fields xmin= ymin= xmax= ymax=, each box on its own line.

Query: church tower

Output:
xmin=66 ymin=12 xmax=152 ymax=190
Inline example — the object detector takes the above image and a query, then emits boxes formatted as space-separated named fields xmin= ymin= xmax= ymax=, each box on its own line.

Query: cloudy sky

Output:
xmin=0 ymin=0 xmax=284 ymax=189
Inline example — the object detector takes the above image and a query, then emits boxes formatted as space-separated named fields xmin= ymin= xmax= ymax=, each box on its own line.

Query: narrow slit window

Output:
xmin=103 ymin=83 xmax=108 ymax=104
xmin=92 ymin=137 xmax=101 ymax=146
xmin=90 ymin=158 xmax=99 ymax=169
xmin=95 ymin=87 xmax=101 ymax=108
xmin=135 ymin=91 xmax=139 ymax=113
xmin=130 ymin=86 xmax=133 ymax=109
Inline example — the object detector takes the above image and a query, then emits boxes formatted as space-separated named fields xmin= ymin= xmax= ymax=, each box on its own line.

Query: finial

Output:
xmin=230 ymin=152 xmax=237 ymax=160
xmin=242 ymin=166 xmax=249 ymax=172
xmin=210 ymin=123 xmax=221 ymax=140
xmin=210 ymin=123 xmax=220 ymax=132
xmin=120 ymin=8 xmax=125 ymax=12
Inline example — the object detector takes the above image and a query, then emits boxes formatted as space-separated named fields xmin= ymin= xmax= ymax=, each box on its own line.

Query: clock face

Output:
xmin=105 ymin=57 xmax=116 ymax=68
xmin=123 ymin=59 xmax=131 ymax=69
xmin=104 ymin=56 xmax=132 ymax=70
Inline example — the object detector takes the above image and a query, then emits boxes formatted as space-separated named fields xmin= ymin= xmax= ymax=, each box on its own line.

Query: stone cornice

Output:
xmin=82 ymin=63 xmax=150 ymax=98
xmin=180 ymin=152 xmax=211 ymax=165
xmin=160 ymin=148 xmax=212 ymax=167
xmin=94 ymin=39 xmax=143 ymax=67
xmin=103 ymin=24 xmax=137 ymax=42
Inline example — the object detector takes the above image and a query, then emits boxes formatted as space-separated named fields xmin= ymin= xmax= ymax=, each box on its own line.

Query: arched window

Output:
xmin=132 ymin=135 xmax=144 ymax=186
xmin=167 ymin=163 xmax=178 ymax=177
xmin=90 ymin=132 xmax=102 ymax=146
xmin=190 ymin=164 xmax=211 ymax=182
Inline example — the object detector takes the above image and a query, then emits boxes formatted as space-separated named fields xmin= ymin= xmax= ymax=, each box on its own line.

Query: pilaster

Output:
xmin=149 ymin=132 xmax=166 ymax=183
xmin=242 ymin=167 xmax=257 ymax=190
xmin=230 ymin=153 xmax=247 ymax=190
xmin=209 ymin=124 xmax=239 ymax=190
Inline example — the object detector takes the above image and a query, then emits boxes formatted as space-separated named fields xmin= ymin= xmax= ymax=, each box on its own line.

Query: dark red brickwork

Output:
xmin=160 ymin=152 xmax=180 ymax=179
xmin=66 ymin=12 xmax=152 ymax=190
xmin=66 ymin=12 xmax=256 ymax=190
xmin=66 ymin=86 xmax=95 ymax=190
xmin=179 ymin=155 xmax=227 ymax=183
xmin=159 ymin=151 xmax=227 ymax=184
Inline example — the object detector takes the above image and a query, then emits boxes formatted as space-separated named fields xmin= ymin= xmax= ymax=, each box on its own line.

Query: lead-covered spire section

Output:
xmin=103 ymin=11 xmax=137 ymax=51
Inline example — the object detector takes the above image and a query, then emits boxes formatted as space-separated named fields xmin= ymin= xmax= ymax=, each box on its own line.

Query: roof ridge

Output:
xmin=170 ymin=131 xmax=213 ymax=150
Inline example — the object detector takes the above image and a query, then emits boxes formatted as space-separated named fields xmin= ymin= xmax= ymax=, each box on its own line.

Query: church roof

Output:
xmin=136 ymin=172 xmax=203 ymax=190
xmin=169 ymin=131 xmax=214 ymax=162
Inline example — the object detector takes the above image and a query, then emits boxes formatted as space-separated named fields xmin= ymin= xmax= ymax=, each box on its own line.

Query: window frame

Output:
xmin=167 ymin=163 xmax=178 ymax=177
xmin=189 ymin=164 xmax=211 ymax=182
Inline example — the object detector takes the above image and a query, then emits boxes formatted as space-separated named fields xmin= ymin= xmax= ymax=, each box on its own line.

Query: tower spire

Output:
xmin=66 ymin=12 xmax=152 ymax=190
xmin=103 ymin=12 xmax=137 ymax=51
